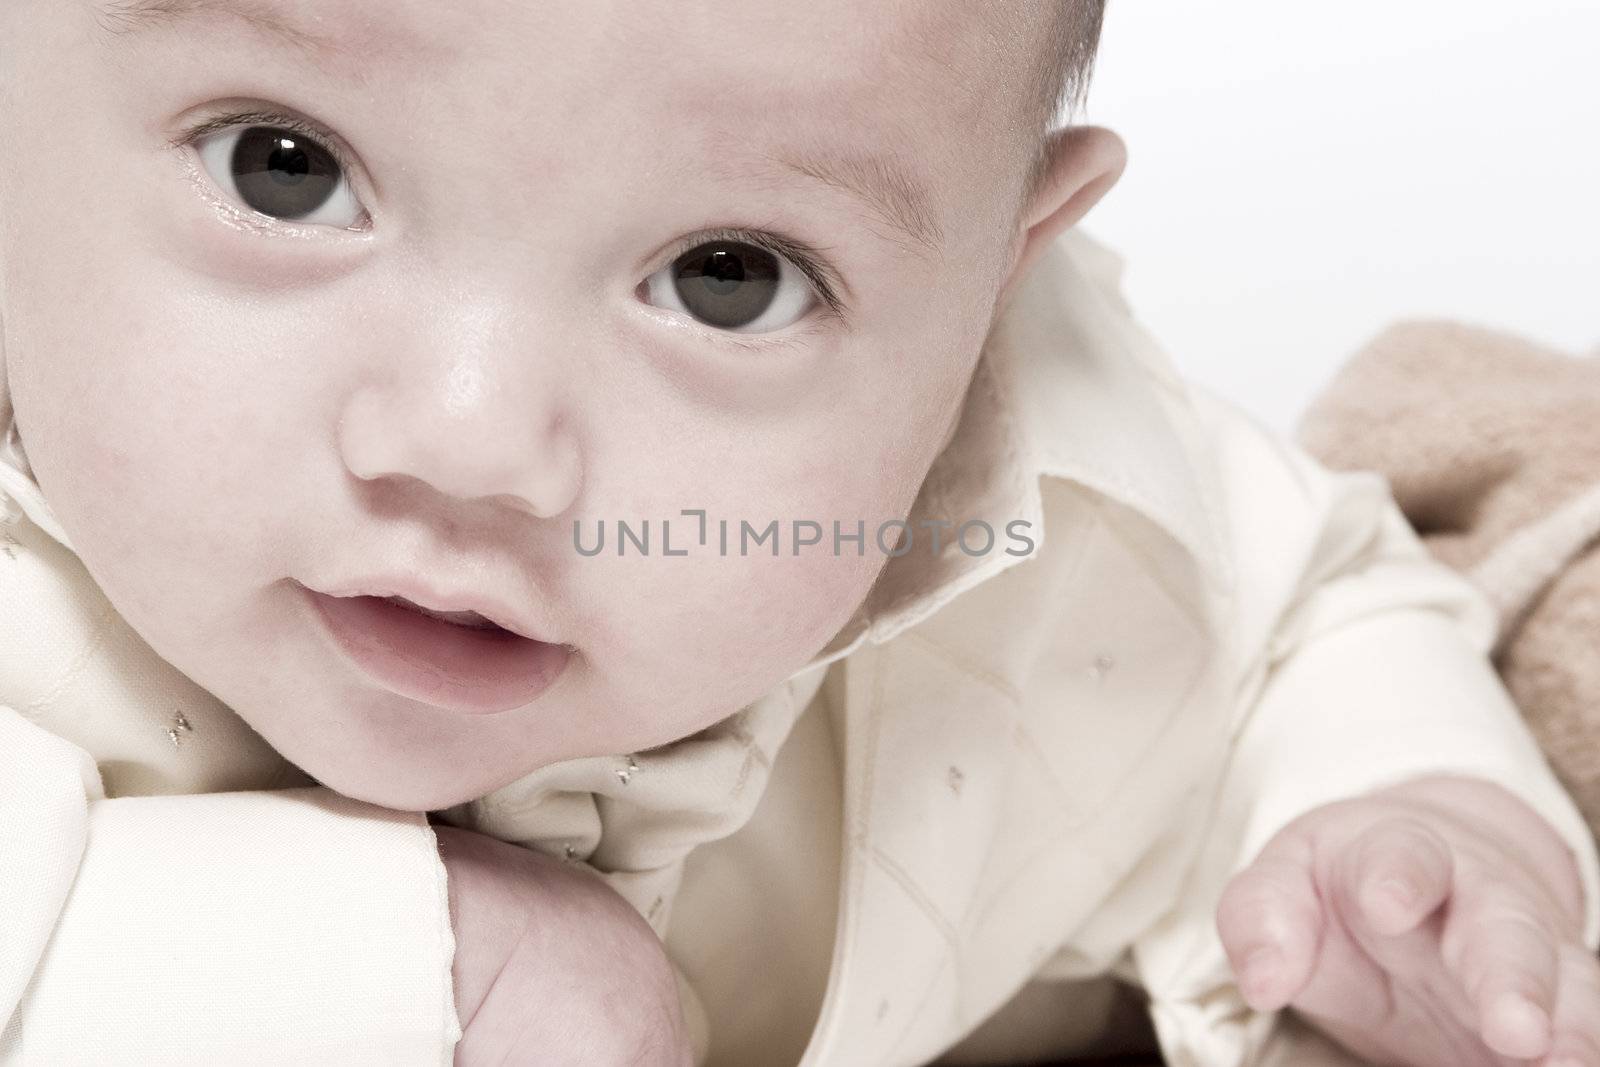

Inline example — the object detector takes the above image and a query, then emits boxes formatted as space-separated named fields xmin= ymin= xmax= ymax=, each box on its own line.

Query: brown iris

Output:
xmin=230 ymin=126 xmax=341 ymax=220
xmin=671 ymin=241 xmax=781 ymax=329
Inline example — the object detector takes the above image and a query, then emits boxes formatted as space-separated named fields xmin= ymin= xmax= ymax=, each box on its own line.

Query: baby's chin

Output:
xmin=296 ymin=749 xmax=510 ymax=812
xmin=312 ymin=762 xmax=497 ymax=813
xmin=261 ymin=705 xmax=556 ymax=813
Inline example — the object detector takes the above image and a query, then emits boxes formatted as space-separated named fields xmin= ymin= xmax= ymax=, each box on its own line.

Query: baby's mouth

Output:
xmin=381 ymin=595 xmax=503 ymax=630
xmin=302 ymin=588 xmax=572 ymax=715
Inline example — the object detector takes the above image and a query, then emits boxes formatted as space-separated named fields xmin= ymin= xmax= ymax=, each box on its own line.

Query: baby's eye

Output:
xmin=193 ymin=124 xmax=363 ymax=228
xmin=643 ymin=240 xmax=817 ymax=334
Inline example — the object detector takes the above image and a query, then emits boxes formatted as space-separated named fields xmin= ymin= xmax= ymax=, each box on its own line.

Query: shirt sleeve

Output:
xmin=0 ymin=706 xmax=462 ymax=1065
xmin=1122 ymin=389 xmax=1600 ymax=1067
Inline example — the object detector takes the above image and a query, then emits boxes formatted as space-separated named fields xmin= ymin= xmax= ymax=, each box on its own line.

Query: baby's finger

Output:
xmin=1441 ymin=892 xmax=1561 ymax=1060
xmin=1540 ymin=943 xmax=1600 ymax=1067
xmin=1339 ymin=814 xmax=1454 ymax=938
xmin=1216 ymin=831 xmax=1324 ymax=1012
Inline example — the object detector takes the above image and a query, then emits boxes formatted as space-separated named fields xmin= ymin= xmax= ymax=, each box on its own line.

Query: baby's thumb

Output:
xmin=1215 ymin=830 xmax=1325 ymax=1012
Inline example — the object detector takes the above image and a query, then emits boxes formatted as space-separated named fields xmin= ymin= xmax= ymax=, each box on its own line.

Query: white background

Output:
xmin=1077 ymin=1 xmax=1600 ymax=431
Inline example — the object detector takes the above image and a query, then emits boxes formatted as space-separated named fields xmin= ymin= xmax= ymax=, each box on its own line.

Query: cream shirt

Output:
xmin=2 ymin=231 xmax=1597 ymax=1067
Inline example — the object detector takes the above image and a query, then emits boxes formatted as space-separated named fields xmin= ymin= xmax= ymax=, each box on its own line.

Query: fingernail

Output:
xmin=1487 ymin=993 xmax=1552 ymax=1059
xmin=1240 ymin=947 xmax=1281 ymax=1003
xmin=1364 ymin=877 xmax=1419 ymax=931
xmin=1374 ymin=877 xmax=1415 ymax=909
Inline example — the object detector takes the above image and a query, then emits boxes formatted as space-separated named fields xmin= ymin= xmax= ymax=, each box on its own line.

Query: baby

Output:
xmin=2 ymin=1 xmax=1599 ymax=1065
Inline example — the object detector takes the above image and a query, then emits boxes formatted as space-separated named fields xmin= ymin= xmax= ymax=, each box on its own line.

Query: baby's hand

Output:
xmin=435 ymin=825 xmax=694 ymax=1067
xmin=1216 ymin=775 xmax=1600 ymax=1067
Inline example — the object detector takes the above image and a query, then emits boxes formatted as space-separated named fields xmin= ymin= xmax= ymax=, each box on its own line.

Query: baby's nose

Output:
xmin=335 ymin=351 xmax=582 ymax=521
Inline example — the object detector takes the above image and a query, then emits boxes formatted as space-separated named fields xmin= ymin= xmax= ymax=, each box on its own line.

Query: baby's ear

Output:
xmin=1298 ymin=320 xmax=1568 ymax=569
xmin=999 ymin=126 xmax=1126 ymax=309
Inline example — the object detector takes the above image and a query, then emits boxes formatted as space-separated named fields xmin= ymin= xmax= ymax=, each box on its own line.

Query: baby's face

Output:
xmin=2 ymin=0 xmax=1063 ymax=809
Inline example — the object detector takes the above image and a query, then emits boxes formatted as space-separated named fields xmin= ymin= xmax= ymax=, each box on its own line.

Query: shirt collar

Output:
xmin=0 ymin=409 xmax=71 ymax=548
xmin=789 ymin=229 xmax=1230 ymax=679
xmin=0 ymin=231 xmax=1229 ymax=660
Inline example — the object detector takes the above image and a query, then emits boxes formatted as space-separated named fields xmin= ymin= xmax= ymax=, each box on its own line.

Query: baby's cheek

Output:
xmin=732 ymin=546 xmax=881 ymax=660
xmin=600 ymin=544 xmax=880 ymax=724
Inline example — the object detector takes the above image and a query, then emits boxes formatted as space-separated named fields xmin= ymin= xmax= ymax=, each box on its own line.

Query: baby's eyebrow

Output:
xmin=97 ymin=0 xmax=339 ymax=60
xmin=763 ymin=147 xmax=945 ymax=259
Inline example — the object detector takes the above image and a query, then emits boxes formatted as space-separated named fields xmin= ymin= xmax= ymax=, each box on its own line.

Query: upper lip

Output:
xmin=302 ymin=575 xmax=559 ymax=645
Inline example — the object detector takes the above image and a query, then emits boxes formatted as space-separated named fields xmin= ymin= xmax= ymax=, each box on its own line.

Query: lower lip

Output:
xmin=304 ymin=588 xmax=571 ymax=714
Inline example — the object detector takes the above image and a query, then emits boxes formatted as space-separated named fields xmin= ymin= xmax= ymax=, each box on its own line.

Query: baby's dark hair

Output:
xmin=1020 ymin=0 xmax=1107 ymax=207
